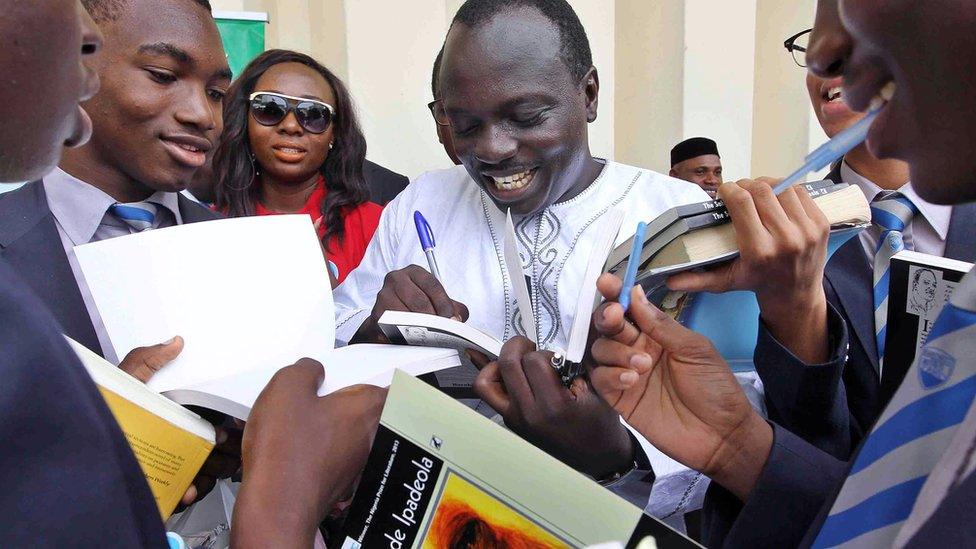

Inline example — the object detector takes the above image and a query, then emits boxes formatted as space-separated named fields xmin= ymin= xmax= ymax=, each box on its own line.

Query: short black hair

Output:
xmin=432 ymin=47 xmax=444 ymax=98
xmin=82 ymin=0 xmax=212 ymax=23
xmin=451 ymin=0 xmax=593 ymax=82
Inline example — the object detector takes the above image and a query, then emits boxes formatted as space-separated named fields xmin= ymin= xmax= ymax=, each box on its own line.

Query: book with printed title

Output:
xmin=340 ymin=371 xmax=701 ymax=549
xmin=882 ymin=250 xmax=973 ymax=405
xmin=67 ymin=337 xmax=215 ymax=519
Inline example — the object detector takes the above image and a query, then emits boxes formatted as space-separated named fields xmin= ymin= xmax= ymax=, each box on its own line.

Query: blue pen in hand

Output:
xmin=772 ymin=107 xmax=881 ymax=195
xmin=619 ymin=222 xmax=648 ymax=313
xmin=414 ymin=211 xmax=443 ymax=281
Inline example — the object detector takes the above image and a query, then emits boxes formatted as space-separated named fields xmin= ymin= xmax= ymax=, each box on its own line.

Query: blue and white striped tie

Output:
xmin=872 ymin=191 xmax=918 ymax=369
xmin=109 ymin=201 xmax=158 ymax=232
xmin=813 ymin=269 xmax=976 ymax=548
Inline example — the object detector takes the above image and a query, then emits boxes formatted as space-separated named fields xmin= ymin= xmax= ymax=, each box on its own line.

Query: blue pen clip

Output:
xmin=619 ymin=222 xmax=648 ymax=313
xmin=414 ymin=211 xmax=443 ymax=281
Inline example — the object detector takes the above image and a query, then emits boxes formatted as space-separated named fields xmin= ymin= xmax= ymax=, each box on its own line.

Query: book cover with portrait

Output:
xmin=882 ymin=250 xmax=973 ymax=404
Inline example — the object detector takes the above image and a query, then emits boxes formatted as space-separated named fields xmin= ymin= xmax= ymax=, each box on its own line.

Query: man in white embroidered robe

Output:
xmin=334 ymin=0 xmax=762 ymax=530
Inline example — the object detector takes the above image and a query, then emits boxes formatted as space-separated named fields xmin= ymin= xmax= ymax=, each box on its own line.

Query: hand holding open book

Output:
xmin=234 ymin=360 xmax=387 ymax=548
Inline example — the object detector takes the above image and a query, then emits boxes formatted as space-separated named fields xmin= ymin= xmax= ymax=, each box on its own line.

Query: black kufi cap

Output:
xmin=671 ymin=137 xmax=720 ymax=167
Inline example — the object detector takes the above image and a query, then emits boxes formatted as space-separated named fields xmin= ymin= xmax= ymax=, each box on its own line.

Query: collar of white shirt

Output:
xmin=43 ymin=167 xmax=183 ymax=245
xmin=840 ymin=161 xmax=951 ymax=241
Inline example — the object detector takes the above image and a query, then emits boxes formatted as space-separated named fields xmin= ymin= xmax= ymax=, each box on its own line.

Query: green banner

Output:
xmin=216 ymin=17 xmax=266 ymax=80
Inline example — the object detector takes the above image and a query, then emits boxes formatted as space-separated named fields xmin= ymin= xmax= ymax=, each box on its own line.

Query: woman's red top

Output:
xmin=254 ymin=176 xmax=382 ymax=283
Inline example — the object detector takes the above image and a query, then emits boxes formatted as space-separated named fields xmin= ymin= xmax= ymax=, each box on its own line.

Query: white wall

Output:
xmin=573 ymin=0 xmax=615 ymax=160
xmin=343 ymin=0 xmax=451 ymax=179
xmin=211 ymin=0 xmax=821 ymax=182
xmin=682 ymin=0 xmax=758 ymax=180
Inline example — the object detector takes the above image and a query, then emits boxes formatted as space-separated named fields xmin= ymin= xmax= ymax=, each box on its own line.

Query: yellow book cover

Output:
xmin=66 ymin=337 xmax=216 ymax=519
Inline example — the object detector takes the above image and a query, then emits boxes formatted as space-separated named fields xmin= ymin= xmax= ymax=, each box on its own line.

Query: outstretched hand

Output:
xmin=588 ymin=273 xmax=772 ymax=500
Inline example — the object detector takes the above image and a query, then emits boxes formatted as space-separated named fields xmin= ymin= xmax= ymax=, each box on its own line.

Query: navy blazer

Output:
xmin=0 ymin=180 xmax=220 ymax=357
xmin=755 ymin=164 xmax=976 ymax=458
xmin=0 ymin=260 xmax=165 ymax=547
xmin=363 ymin=159 xmax=409 ymax=205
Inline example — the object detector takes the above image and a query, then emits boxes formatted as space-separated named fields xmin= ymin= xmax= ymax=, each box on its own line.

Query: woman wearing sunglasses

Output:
xmin=213 ymin=49 xmax=381 ymax=284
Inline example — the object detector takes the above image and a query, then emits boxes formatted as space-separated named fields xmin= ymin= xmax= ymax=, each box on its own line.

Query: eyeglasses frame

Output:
xmin=784 ymin=28 xmax=813 ymax=68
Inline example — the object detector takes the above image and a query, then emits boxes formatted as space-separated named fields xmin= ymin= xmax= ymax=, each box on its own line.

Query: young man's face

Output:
xmin=78 ymin=0 xmax=231 ymax=195
xmin=0 ymin=0 xmax=100 ymax=182
xmin=439 ymin=7 xmax=598 ymax=216
xmin=810 ymin=0 xmax=976 ymax=204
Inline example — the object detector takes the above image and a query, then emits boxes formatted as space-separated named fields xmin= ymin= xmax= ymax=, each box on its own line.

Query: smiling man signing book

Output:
xmin=333 ymin=0 xmax=729 ymax=528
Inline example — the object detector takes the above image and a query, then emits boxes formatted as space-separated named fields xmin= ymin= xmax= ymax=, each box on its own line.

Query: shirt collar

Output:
xmin=43 ymin=168 xmax=183 ymax=244
xmin=840 ymin=160 xmax=951 ymax=241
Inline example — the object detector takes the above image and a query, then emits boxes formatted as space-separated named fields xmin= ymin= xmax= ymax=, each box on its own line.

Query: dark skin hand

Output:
xmin=117 ymin=336 xmax=241 ymax=506
xmin=118 ymin=336 xmax=184 ymax=383
xmin=474 ymin=336 xmax=634 ymax=480
xmin=668 ymin=179 xmax=831 ymax=364
xmin=178 ymin=421 xmax=242 ymax=507
xmin=352 ymin=265 xmax=469 ymax=343
xmin=589 ymin=274 xmax=772 ymax=501
xmin=232 ymin=359 xmax=386 ymax=549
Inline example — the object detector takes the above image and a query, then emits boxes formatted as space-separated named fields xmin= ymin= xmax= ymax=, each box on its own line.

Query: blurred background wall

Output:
xmin=211 ymin=0 xmax=827 ymax=182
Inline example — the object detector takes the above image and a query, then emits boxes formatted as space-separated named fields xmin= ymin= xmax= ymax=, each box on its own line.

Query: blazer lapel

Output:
xmin=825 ymin=235 xmax=879 ymax=373
xmin=944 ymin=202 xmax=976 ymax=263
xmin=178 ymin=194 xmax=221 ymax=224
xmin=0 ymin=181 xmax=102 ymax=355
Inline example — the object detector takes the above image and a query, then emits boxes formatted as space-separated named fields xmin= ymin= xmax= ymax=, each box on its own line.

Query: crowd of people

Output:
xmin=2 ymin=0 xmax=975 ymax=547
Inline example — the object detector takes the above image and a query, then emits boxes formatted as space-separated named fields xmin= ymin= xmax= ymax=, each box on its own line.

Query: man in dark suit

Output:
xmin=363 ymin=159 xmax=410 ymax=205
xmin=0 ymin=1 xmax=169 ymax=545
xmin=0 ymin=0 xmax=228 ymax=364
xmin=588 ymin=0 xmax=976 ymax=545
xmin=750 ymin=45 xmax=976 ymax=459
xmin=0 ymin=3 xmax=388 ymax=545
xmin=0 ymin=0 xmax=242 ymax=507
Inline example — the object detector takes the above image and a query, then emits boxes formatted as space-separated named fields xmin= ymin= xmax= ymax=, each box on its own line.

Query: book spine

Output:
xmin=673 ymin=179 xmax=838 ymax=221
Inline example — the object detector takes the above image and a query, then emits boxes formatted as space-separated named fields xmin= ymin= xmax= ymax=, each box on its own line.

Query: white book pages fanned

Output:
xmin=503 ymin=209 xmax=537 ymax=344
xmin=74 ymin=215 xmax=336 ymax=394
xmin=74 ymin=215 xmax=463 ymax=419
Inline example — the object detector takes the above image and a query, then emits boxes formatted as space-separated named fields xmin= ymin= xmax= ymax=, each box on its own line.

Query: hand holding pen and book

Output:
xmin=350 ymin=212 xmax=469 ymax=345
xmin=614 ymin=105 xmax=879 ymax=363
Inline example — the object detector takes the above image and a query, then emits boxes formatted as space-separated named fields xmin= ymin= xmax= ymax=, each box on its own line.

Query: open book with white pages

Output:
xmin=74 ymin=215 xmax=460 ymax=420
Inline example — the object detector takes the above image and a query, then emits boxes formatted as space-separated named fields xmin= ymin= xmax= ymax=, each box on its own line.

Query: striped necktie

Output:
xmin=813 ymin=268 xmax=976 ymax=548
xmin=872 ymin=191 xmax=918 ymax=369
xmin=108 ymin=201 xmax=158 ymax=232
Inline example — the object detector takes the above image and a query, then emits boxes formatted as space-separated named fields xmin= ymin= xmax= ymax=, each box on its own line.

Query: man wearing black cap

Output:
xmin=670 ymin=137 xmax=723 ymax=197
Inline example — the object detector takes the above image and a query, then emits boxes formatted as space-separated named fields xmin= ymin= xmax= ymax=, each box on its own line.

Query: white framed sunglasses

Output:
xmin=248 ymin=92 xmax=335 ymax=134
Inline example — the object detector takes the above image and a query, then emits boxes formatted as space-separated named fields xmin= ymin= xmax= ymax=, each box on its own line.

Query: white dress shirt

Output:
xmin=43 ymin=168 xmax=183 ymax=363
xmin=840 ymin=162 xmax=952 ymax=259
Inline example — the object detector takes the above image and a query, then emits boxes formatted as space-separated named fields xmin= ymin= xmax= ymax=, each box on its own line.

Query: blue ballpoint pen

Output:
xmin=413 ymin=211 xmax=443 ymax=281
xmin=619 ymin=222 xmax=648 ymax=313
xmin=772 ymin=107 xmax=881 ymax=195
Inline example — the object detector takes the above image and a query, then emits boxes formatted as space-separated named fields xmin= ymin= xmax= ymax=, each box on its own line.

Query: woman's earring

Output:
xmin=328 ymin=142 xmax=334 ymax=150
xmin=229 ymin=153 xmax=258 ymax=191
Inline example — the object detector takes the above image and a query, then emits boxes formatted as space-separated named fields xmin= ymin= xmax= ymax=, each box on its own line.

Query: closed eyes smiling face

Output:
xmin=438 ymin=6 xmax=599 ymax=216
